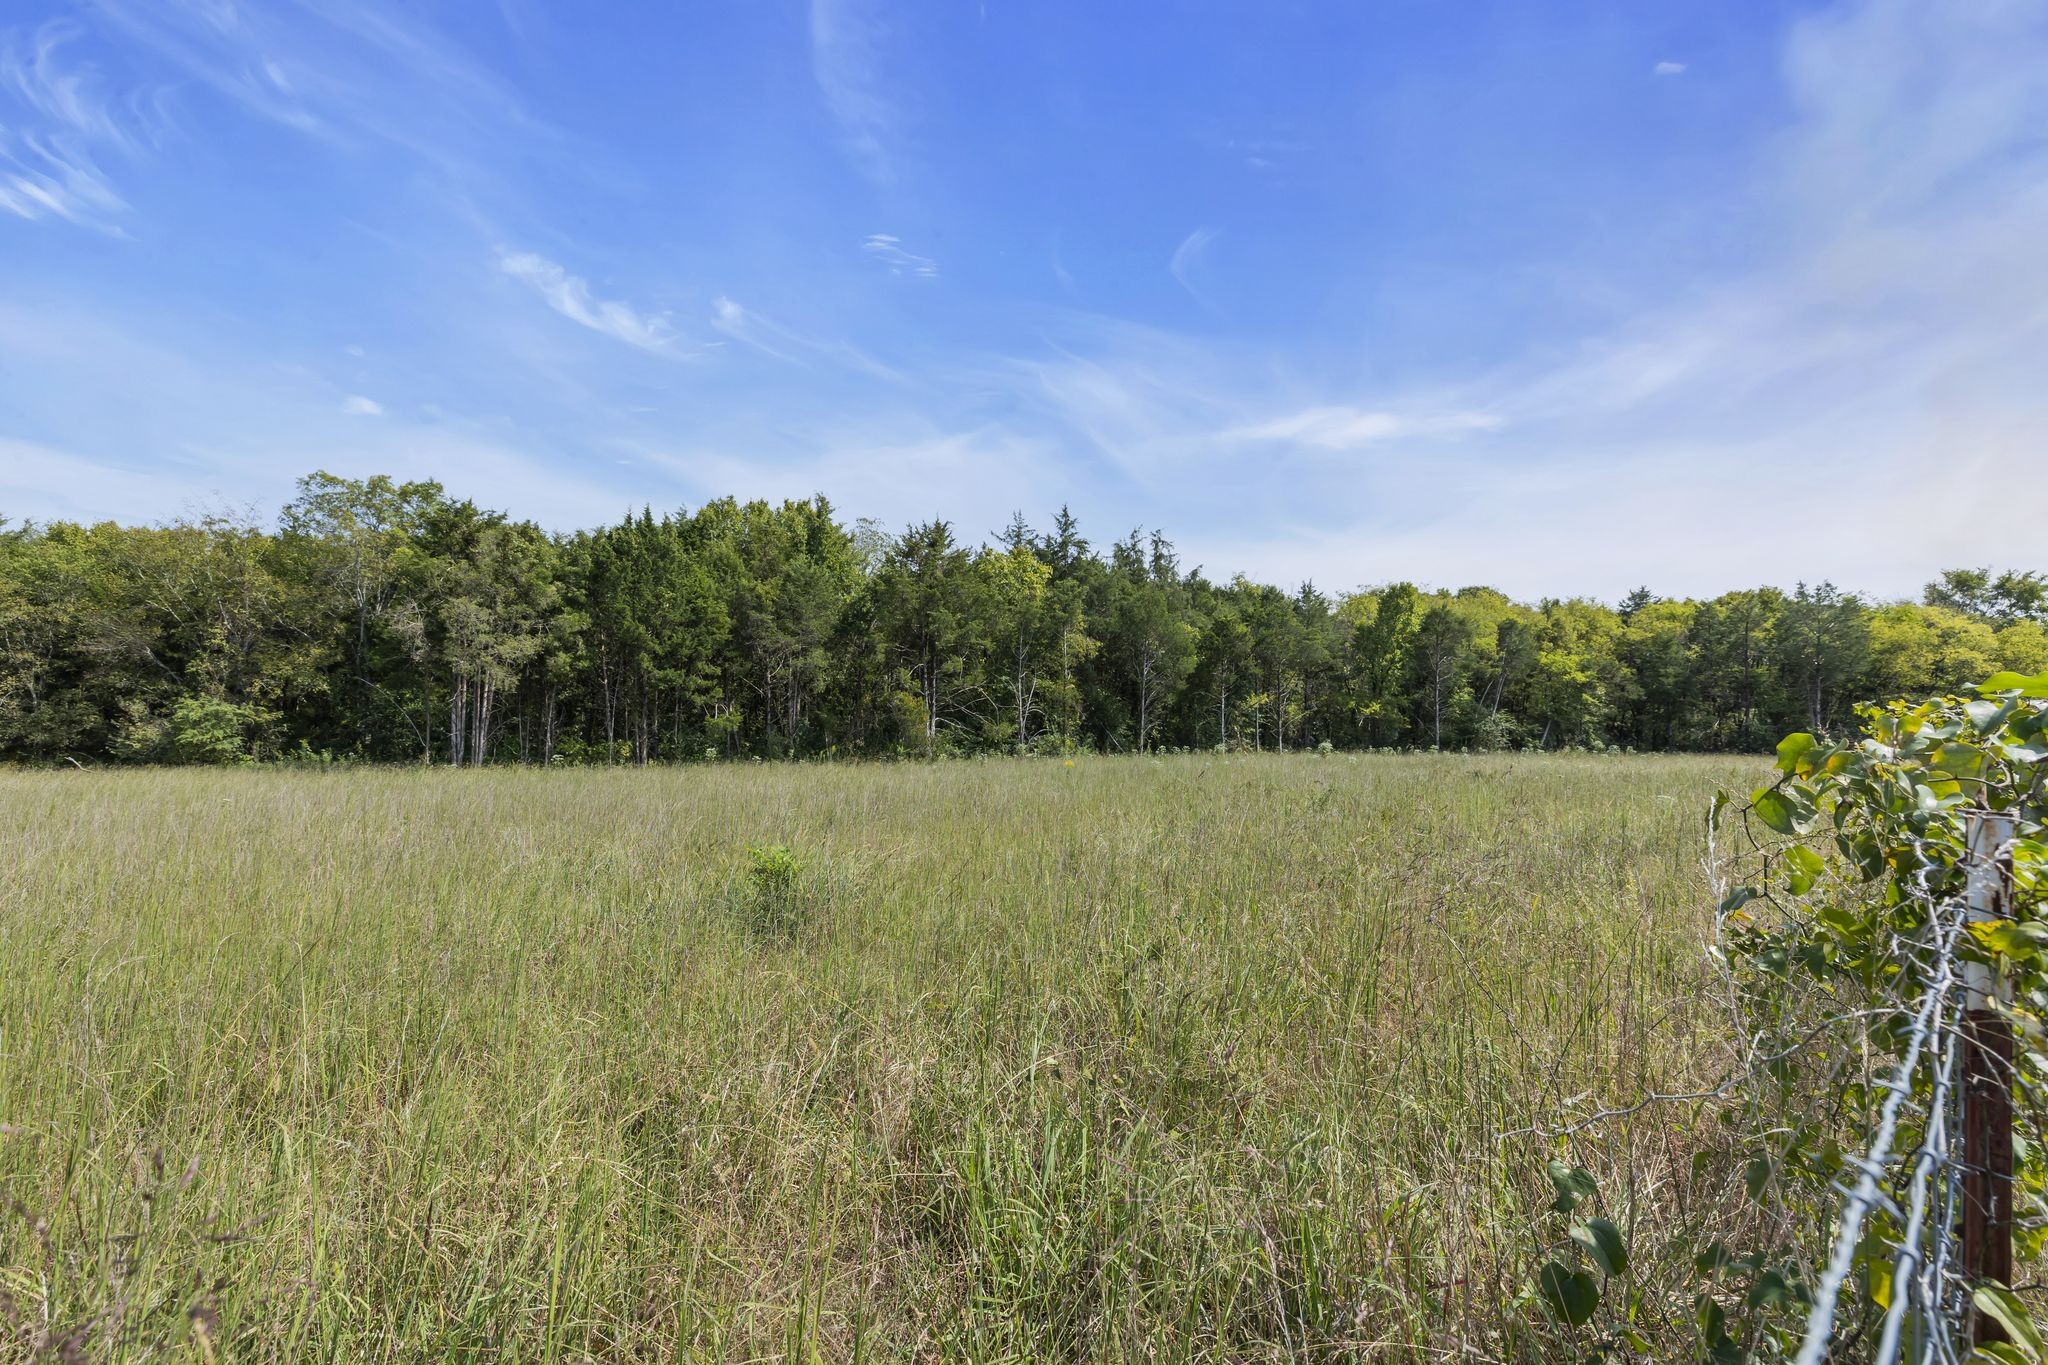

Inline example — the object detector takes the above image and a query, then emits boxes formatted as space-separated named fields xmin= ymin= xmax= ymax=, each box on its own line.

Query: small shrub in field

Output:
xmin=1468 ymin=710 xmax=1519 ymax=753
xmin=168 ymin=696 xmax=261 ymax=765
xmin=736 ymin=842 xmax=812 ymax=940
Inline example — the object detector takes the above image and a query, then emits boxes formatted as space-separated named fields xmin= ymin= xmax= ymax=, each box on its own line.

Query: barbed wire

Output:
xmin=1791 ymin=819 xmax=2017 ymax=1364
xmin=1792 ymin=887 xmax=1968 ymax=1365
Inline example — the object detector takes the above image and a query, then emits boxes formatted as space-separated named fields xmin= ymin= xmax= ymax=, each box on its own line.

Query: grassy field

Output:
xmin=0 ymin=753 xmax=1760 ymax=1361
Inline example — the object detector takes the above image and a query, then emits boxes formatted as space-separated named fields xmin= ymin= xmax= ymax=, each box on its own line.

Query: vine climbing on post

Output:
xmin=1525 ymin=671 xmax=2047 ymax=1361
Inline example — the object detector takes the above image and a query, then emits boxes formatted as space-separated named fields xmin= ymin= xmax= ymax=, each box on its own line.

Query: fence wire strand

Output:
xmin=1790 ymin=823 xmax=2014 ymax=1364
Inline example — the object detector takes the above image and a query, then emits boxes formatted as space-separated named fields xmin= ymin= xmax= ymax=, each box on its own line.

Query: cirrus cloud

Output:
xmin=497 ymin=249 xmax=691 ymax=356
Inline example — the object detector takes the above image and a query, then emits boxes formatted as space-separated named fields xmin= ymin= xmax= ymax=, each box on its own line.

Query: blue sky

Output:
xmin=2 ymin=0 xmax=2044 ymax=599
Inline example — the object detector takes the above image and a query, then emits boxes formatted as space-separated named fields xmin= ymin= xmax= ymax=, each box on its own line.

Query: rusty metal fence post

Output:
xmin=1962 ymin=809 xmax=2017 ymax=1344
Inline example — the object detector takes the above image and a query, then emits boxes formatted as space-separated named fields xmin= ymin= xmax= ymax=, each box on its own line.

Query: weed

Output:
xmin=736 ymin=842 xmax=814 ymax=941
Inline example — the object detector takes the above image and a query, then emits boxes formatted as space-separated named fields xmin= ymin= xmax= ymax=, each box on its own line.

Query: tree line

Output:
xmin=2 ymin=472 xmax=2043 ymax=765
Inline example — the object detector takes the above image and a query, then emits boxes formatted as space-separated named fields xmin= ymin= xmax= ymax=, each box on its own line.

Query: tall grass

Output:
xmin=0 ymin=753 xmax=1759 ymax=1360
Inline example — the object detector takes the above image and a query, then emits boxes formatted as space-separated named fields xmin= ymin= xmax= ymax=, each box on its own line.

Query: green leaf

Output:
xmin=1570 ymin=1217 xmax=1629 ymax=1276
xmin=1932 ymin=741 xmax=1987 ymax=778
xmin=1546 ymin=1160 xmax=1598 ymax=1213
xmin=1974 ymin=920 xmax=2048 ymax=963
xmin=1974 ymin=1343 xmax=2034 ymax=1365
xmin=1816 ymin=903 xmax=1860 ymax=937
xmin=1747 ymin=1266 xmax=1797 ymax=1310
xmin=1697 ymin=1297 xmax=1733 ymax=1351
xmin=1719 ymin=886 xmax=1760 ymax=914
xmin=1867 ymin=1247 xmax=1891 ymax=1309
xmin=1753 ymin=788 xmax=1797 ymax=835
xmin=1967 ymin=698 xmax=2017 ymax=735
xmin=1537 ymin=1261 xmax=1600 ymax=1326
xmin=1776 ymin=732 xmax=1817 ymax=773
xmin=1784 ymin=844 xmax=1825 ymax=895
xmin=1974 ymin=1285 xmax=2045 ymax=1361
xmin=1981 ymin=672 xmax=2033 ymax=694
xmin=1744 ymin=1155 xmax=1774 ymax=1201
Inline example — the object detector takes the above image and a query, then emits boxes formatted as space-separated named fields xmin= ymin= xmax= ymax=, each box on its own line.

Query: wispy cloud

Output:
xmin=342 ymin=394 xmax=384 ymax=416
xmin=862 ymin=233 xmax=937 ymax=278
xmin=1221 ymin=134 xmax=1303 ymax=175
xmin=711 ymin=295 xmax=903 ymax=379
xmin=4 ymin=21 xmax=133 ymax=144
xmin=497 ymin=250 xmax=688 ymax=355
xmin=81 ymin=0 xmax=577 ymax=201
xmin=0 ymin=132 xmax=124 ymax=227
xmin=1653 ymin=60 xmax=1687 ymax=76
xmin=1168 ymin=226 xmax=1220 ymax=302
xmin=0 ymin=21 xmax=156 ymax=230
xmin=0 ymin=298 xmax=649 ymax=533
xmin=709 ymin=296 xmax=791 ymax=362
xmin=810 ymin=0 xmax=899 ymax=182
xmin=1230 ymin=406 xmax=1503 ymax=449
xmin=994 ymin=0 xmax=2048 ymax=597
xmin=641 ymin=417 xmax=1071 ymax=539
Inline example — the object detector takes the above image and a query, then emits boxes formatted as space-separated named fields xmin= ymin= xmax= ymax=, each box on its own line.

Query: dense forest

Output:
xmin=2 ymin=472 xmax=2043 ymax=765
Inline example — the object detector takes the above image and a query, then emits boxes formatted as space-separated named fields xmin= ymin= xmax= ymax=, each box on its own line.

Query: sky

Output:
xmin=1 ymin=0 xmax=2044 ymax=602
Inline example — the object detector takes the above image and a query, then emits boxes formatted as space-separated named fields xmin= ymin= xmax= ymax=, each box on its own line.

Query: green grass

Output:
xmin=0 ymin=753 xmax=1760 ymax=1361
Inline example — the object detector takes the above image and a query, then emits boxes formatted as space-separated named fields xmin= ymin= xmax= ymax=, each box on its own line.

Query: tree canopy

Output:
xmin=2 ymin=474 xmax=2040 ymax=764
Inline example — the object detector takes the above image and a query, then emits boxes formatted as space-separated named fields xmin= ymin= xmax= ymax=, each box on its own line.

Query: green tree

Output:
xmin=1923 ymin=567 xmax=2047 ymax=626
xmin=1774 ymin=581 xmax=1869 ymax=737
xmin=1864 ymin=603 xmax=2000 ymax=700
xmin=873 ymin=521 xmax=986 ymax=755
xmin=1346 ymin=584 xmax=1418 ymax=747
xmin=1192 ymin=600 xmax=1253 ymax=748
xmin=979 ymin=543 xmax=1057 ymax=750
xmin=1409 ymin=602 xmax=1475 ymax=749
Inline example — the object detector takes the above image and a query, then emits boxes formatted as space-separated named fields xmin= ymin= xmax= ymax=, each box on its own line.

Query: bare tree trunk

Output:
xmin=449 ymin=673 xmax=466 ymax=767
xmin=472 ymin=679 xmax=493 ymax=766
xmin=600 ymin=656 xmax=619 ymax=763
xmin=1138 ymin=653 xmax=1152 ymax=754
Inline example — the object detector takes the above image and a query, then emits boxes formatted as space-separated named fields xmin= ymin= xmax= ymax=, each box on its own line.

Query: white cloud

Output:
xmin=0 ymin=22 xmax=151 ymax=231
xmin=3 ymin=22 xmax=129 ymax=144
xmin=710 ymin=295 xmax=903 ymax=379
xmin=0 ymin=135 xmax=124 ymax=227
xmin=1230 ymin=406 xmax=1503 ymax=449
xmin=1168 ymin=226 xmax=1221 ymax=300
xmin=0 ymin=297 xmax=653 ymax=535
xmin=994 ymin=0 xmax=2048 ymax=599
xmin=0 ymin=436 xmax=205 ymax=525
xmin=861 ymin=233 xmax=937 ymax=278
xmin=642 ymin=417 xmax=1071 ymax=540
xmin=1654 ymin=60 xmax=1687 ymax=76
xmin=9 ymin=0 xmax=2046 ymax=609
xmin=81 ymin=0 xmax=576 ymax=214
xmin=1183 ymin=414 xmax=2046 ymax=603
xmin=810 ymin=0 xmax=899 ymax=182
xmin=497 ymin=249 xmax=686 ymax=355
xmin=342 ymin=394 xmax=384 ymax=416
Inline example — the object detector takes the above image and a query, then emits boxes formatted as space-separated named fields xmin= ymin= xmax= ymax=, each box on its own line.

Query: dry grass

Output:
xmin=0 ymin=752 xmax=1761 ymax=1361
